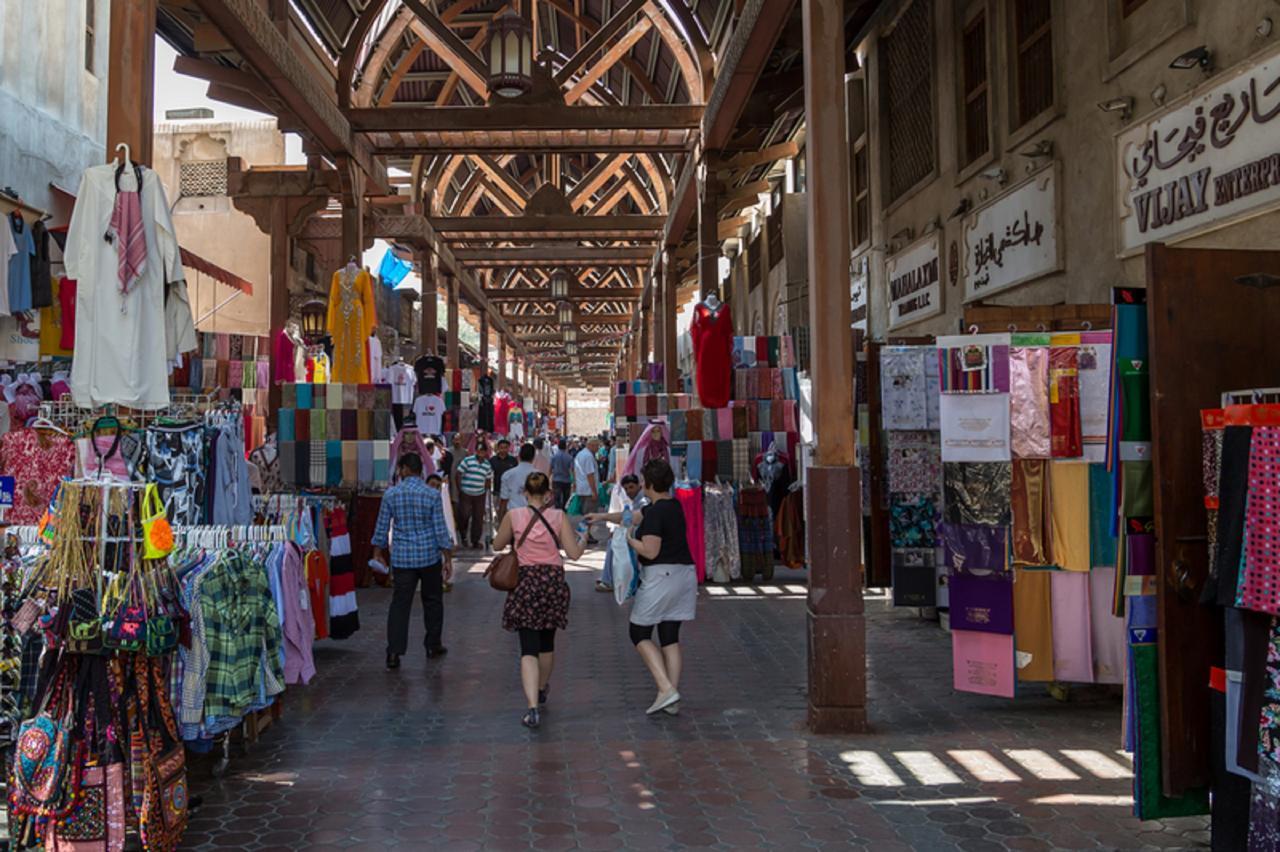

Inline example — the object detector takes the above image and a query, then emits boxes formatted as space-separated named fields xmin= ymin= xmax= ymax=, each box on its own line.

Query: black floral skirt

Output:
xmin=502 ymin=564 xmax=571 ymax=631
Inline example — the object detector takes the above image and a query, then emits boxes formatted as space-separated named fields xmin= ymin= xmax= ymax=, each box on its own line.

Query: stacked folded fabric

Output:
xmin=277 ymin=382 xmax=394 ymax=487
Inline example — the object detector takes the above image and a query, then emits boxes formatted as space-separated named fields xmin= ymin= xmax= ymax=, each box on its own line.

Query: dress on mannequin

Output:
xmin=326 ymin=265 xmax=377 ymax=383
xmin=690 ymin=296 xmax=734 ymax=409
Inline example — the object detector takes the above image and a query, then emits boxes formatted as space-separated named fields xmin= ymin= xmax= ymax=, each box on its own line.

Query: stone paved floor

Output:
xmin=184 ymin=551 xmax=1211 ymax=850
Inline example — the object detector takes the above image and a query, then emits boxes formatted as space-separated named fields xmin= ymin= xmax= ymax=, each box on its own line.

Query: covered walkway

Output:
xmin=182 ymin=553 xmax=1206 ymax=851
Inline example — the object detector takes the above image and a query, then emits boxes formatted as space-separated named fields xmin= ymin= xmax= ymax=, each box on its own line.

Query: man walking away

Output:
xmin=456 ymin=443 xmax=493 ymax=549
xmin=574 ymin=437 xmax=605 ymax=543
xmin=550 ymin=439 xmax=574 ymax=509
xmin=501 ymin=444 xmax=540 ymax=514
xmin=372 ymin=454 xmax=454 ymax=669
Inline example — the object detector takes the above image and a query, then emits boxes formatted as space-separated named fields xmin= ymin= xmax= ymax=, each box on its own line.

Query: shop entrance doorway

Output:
xmin=1145 ymin=243 xmax=1280 ymax=795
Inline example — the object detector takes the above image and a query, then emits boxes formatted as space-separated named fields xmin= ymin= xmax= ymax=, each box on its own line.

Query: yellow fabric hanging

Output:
xmin=1013 ymin=567 xmax=1054 ymax=682
xmin=326 ymin=268 xmax=377 ymax=383
xmin=1049 ymin=461 xmax=1091 ymax=572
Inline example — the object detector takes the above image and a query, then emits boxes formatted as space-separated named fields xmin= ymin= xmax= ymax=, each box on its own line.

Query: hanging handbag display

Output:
xmin=10 ymin=671 xmax=81 ymax=819
xmin=140 ymin=484 xmax=174 ymax=561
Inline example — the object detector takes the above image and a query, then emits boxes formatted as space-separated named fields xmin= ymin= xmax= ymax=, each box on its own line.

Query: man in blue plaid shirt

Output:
xmin=372 ymin=454 xmax=455 ymax=669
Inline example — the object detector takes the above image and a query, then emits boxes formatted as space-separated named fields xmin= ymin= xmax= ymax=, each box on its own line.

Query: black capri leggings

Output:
xmin=518 ymin=628 xmax=557 ymax=657
xmin=629 ymin=621 xmax=681 ymax=647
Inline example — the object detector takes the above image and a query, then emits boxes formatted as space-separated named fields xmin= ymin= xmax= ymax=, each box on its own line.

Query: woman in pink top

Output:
xmin=492 ymin=471 xmax=587 ymax=729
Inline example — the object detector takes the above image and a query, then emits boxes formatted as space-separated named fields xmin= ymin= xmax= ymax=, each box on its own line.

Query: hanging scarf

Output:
xmin=108 ymin=163 xmax=148 ymax=301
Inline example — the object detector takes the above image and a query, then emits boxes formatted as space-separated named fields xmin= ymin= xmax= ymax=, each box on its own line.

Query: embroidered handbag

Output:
xmin=67 ymin=587 xmax=104 ymax=655
xmin=46 ymin=762 xmax=126 ymax=852
xmin=101 ymin=574 xmax=147 ymax=654
xmin=138 ymin=658 xmax=188 ymax=851
xmin=10 ymin=673 xmax=80 ymax=818
xmin=140 ymin=485 xmax=174 ymax=561
xmin=10 ymin=596 xmax=45 ymax=636
xmin=142 ymin=572 xmax=176 ymax=658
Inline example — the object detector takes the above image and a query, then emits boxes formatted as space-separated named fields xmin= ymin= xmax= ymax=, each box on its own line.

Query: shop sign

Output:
xmin=850 ymin=252 xmax=869 ymax=331
xmin=0 ymin=476 xmax=12 ymax=508
xmin=1116 ymin=43 xmax=1280 ymax=254
xmin=962 ymin=165 xmax=1060 ymax=301
xmin=886 ymin=234 xmax=942 ymax=330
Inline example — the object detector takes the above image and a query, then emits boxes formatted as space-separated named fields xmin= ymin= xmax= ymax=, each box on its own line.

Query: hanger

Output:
xmin=115 ymin=142 xmax=132 ymax=168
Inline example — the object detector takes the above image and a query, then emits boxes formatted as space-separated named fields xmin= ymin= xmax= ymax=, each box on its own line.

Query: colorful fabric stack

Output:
xmin=276 ymin=382 xmax=394 ymax=487
xmin=611 ymin=382 xmax=693 ymax=436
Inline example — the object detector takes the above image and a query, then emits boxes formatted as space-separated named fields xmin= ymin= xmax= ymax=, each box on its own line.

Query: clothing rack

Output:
xmin=0 ymin=191 xmax=52 ymax=223
xmin=173 ymin=525 xmax=289 ymax=549
xmin=33 ymin=393 xmax=229 ymax=431
xmin=1222 ymin=387 xmax=1280 ymax=406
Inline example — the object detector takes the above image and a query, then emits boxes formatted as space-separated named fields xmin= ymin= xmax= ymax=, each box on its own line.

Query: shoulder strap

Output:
xmin=513 ymin=510 xmax=539 ymax=550
xmin=527 ymin=505 xmax=561 ymax=542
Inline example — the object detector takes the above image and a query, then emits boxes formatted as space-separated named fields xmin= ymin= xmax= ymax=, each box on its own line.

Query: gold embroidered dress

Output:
xmin=326 ymin=268 xmax=377 ymax=383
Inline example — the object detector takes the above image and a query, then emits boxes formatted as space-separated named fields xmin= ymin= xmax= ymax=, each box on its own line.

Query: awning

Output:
xmin=180 ymin=248 xmax=254 ymax=295
xmin=51 ymin=180 xmax=254 ymax=295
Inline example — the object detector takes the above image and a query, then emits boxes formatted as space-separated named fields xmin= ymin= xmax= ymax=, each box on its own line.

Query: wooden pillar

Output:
xmin=419 ymin=252 xmax=437 ymax=355
xmin=639 ymin=286 xmax=651 ymax=370
xmin=479 ymin=310 xmax=490 ymax=367
xmin=662 ymin=251 xmax=679 ymax=394
xmin=803 ymin=0 xmax=863 ymax=735
xmin=446 ymin=275 xmax=460 ymax=369
xmin=267 ymin=199 xmax=291 ymax=428
xmin=697 ymin=174 xmax=720 ymax=299
xmin=497 ymin=337 xmax=507 ymax=392
xmin=107 ymin=0 xmax=157 ymax=164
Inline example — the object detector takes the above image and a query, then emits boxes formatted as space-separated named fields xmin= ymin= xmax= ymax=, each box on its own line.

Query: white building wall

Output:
xmin=0 ymin=0 xmax=108 ymax=216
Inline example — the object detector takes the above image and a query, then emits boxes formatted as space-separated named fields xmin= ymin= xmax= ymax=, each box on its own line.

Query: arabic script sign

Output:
xmin=1117 ymin=44 xmax=1280 ymax=254
xmin=850 ymin=253 xmax=868 ymax=331
xmin=962 ymin=165 xmax=1060 ymax=301
xmin=886 ymin=234 xmax=942 ymax=330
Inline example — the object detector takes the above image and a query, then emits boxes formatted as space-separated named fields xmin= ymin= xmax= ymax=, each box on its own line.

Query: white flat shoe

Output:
xmin=646 ymin=690 xmax=680 ymax=715
xmin=661 ymin=702 xmax=680 ymax=716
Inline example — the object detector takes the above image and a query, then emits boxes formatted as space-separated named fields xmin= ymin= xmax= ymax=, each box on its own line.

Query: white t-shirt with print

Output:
xmin=413 ymin=394 xmax=446 ymax=436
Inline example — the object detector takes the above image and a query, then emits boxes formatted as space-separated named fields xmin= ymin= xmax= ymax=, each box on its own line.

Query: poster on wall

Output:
xmin=962 ymin=164 xmax=1061 ymax=302
xmin=1116 ymin=42 xmax=1280 ymax=255
xmin=886 ymin=234 xmax=942 ymax=330
xmin=850 ymin=253 xmax=869 ymax=332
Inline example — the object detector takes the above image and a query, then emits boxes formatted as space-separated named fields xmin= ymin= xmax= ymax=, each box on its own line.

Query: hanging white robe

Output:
xmin=65 ymin=164 xmax=194 ymax=409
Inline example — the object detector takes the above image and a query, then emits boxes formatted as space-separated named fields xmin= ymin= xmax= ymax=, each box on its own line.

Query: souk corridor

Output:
xmin=177 ymin=550 xmax=1207 ymax=852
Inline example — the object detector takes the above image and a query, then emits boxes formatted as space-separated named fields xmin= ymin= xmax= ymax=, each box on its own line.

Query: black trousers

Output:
xmin=387 ymin=564 xmax=443 ymax=655
xmin=553 ymin=481 xmax=571 ymax=510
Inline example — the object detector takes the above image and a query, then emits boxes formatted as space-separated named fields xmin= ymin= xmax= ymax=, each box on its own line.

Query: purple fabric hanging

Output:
xmin=949 ymin=571 xmax=1014 ymax=635
xmin=939 ymin=523 xmax=1008 ymax=572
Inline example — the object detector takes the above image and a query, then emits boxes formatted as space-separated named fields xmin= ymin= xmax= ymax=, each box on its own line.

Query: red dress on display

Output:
xmin=691 ymin=300 xmax=734 ymax=408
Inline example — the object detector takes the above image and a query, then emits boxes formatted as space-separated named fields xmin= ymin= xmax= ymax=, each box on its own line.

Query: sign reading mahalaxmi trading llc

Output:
xmin=886 ymin=234 xmax=942 ymax=330
xmin=1116 ymin=43 xmax=1280 ymax=255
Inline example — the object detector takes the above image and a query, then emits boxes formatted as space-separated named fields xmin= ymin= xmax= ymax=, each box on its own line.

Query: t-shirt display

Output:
xmin=413 ymin=393 xmax=445 ymax=435
xmin=415 ymin=354 xmax=445 ymax=395
xmin=388 ymin=361 xmax=416 ymax=405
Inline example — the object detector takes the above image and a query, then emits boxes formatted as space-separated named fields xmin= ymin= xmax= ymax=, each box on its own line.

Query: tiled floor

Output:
xmin=184 ymin=551 xmax=1210 ymax=850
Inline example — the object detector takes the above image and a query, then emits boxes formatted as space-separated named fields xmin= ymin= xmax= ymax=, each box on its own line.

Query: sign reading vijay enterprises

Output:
xmin=886 ymin=234 xmax=941 ymax=330
xmin=1116 ymin=44 xmax=1280 ymax=255
xmin=962 ymin=165 xmax=1060 ymax=302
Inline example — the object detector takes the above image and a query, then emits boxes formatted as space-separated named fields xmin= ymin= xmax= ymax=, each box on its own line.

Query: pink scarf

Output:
xmin=109 ymin=188 xmax=147 ymax=297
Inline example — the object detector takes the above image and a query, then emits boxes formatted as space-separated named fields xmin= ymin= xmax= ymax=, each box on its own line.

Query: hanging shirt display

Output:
xmin=413 ymin=393 xmax=446 ymax=436
xmin=367 ymin=334 xmax=385 ymax=382
xmin=326 ymin=266 xmax=377 ymax=384
xmin=64 ymin=162 xmax=194 ymax=409
xmin=0 ymin=216 xmax=12 ymax=314
xmin=7 ymin=212 xmax=34 ymax=314
xmin=388 ymin=361 xmax=416 ymax=405
xmin=415 ymin=354 xmax=446 ymax=395
xmin=690 ymin=300 xmax=734 ymax=408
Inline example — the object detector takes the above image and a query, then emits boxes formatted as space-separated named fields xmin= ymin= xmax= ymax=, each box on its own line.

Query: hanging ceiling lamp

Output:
xmin=557 ymin=300 xmax=574 ymax=325
xmin=549 ymin=267 xmax=571 ymax=300
xmin=563 ymin=327 xmax=577 ymax=343
xmin=486 ymin=9 xmax=533 ymax=99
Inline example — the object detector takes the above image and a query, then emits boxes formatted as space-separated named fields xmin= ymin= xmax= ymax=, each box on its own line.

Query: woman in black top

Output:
xmin=624 ymin=458 xmax=696 ymax=716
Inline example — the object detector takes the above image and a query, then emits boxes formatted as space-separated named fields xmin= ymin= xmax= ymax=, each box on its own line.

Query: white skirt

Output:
xmin=629 ymin=563 xmax=697 ymax=625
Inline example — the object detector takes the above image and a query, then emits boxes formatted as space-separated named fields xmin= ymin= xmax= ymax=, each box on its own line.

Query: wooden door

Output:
xmin=1146 ymin=243 xmax=1280 ymax=795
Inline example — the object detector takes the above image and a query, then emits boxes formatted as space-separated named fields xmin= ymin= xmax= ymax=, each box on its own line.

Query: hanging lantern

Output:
xmin=299 ymin=299 xmax=327 ymax=344
xmin=549 ymin=268 xmax=571 ymax=300
xmin=563 ymin=327 xmax=577 ymax=343
xmin=486 ymin=9 xmax=533 ymax=99
xmin=565 ymin=342 xmax=578 ymax=356
xmin=557 ymin=300 xmax=574 ymax=325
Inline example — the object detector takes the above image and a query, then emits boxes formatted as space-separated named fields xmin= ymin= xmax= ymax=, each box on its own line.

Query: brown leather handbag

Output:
xmin=484 ymin=516 xmax=538 ymax=591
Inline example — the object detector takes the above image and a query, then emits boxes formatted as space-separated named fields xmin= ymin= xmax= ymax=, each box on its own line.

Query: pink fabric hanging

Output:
xmin=1089 ymin=566 xmax=1126 ymax=684
xmin=1049 ymin=571 xmax=1094 ymax=683
xmin=109 ymin=188 xmax=147 ymax=295
xmin=675 ymin=484 xmax=706 ymax=583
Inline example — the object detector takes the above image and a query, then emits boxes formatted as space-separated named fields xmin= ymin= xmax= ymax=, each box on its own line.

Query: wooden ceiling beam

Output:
xmin=567 ymin=153 xmax=629 ymax=210
xmin=565 ymin=17 xmax=653 ymax=104
xmin=401 ymin=0 xmax=490 ymax=99
xmin=718 ymin=179 xmax=772 ymax=217
xmin=484 ymin=287 xmax=643 ymax=300
xmin=468 ymin=155 xmax=529 ymax=210
xmin=430 ymin=213 xmax=664 ymax=238
xmin=348 ymin=104 xmax=702 ymax=133
xmin=553 ymin=0 xmax=647 ymax=86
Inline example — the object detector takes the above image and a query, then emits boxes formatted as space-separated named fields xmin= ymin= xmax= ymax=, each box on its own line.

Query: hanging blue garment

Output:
xmin=378 ymin=248 xmax=412 ymax=286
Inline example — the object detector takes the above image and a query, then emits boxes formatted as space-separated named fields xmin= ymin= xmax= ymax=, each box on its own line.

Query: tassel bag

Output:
xmin=10 ymin=669 xmax=81 ymax=819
